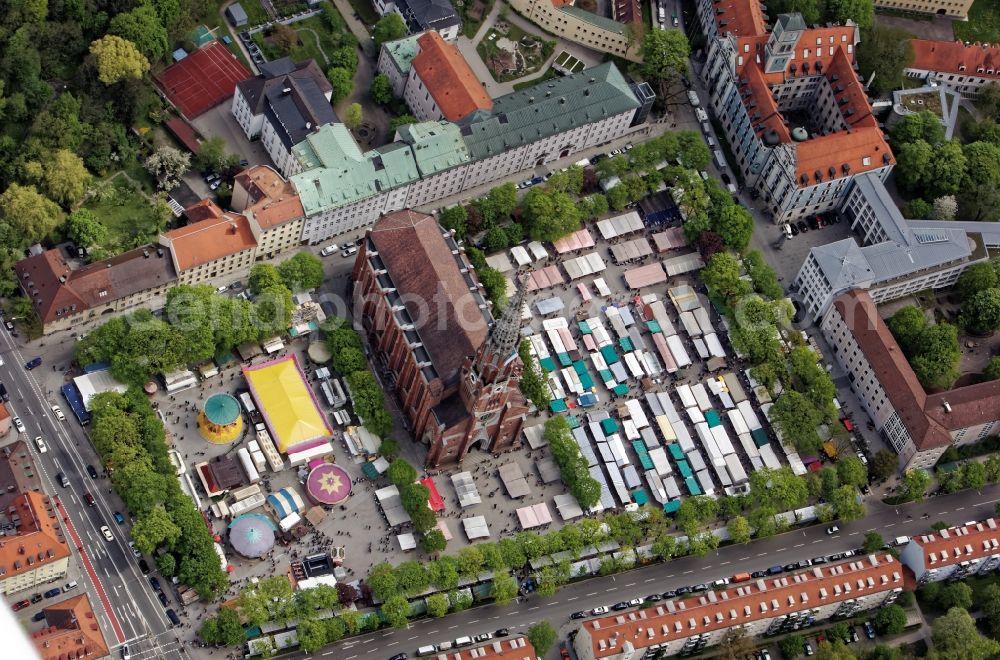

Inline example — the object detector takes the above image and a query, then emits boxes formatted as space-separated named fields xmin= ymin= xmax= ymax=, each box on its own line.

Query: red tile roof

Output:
xmin=413 ymin=31 xmax=492 ymax=122
xmin=32 ymin=593 xmax=109 ymax=660
xmin=911 ymin=519 xmax=1000 ymax=571
xmin=712 ymin=0 xmax=766 ymax=37
xmin=166 ymin=201 xmax=258 ymax=271
xmin=581 ymin=553 xmax=903 ymax=657
xmin=911 ymin=39 xmax=1000 ymax=79
xmin=0 ymin=491 xmax=71 ymax=582
xmin=832 ymin=289 xmax=1000 ymax=451
xmin=234 ymin=165 xmax=305 ymax=230
xmin=368 ymin=209 xmax=490 ymax=384
xmin=612 ymin=0 xmax=641 ymax=24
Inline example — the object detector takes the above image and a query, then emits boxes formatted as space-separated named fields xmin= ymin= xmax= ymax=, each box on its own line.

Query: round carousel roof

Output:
xmin=203 ymin=393 xmax=241 ymax=426
xmin=307 ymin=341 xmax=332 ymax=364
xmin=227 ymin=513 xmax=276 ymax=558
xmin=306 ymin=463 xmax=352 ymax=505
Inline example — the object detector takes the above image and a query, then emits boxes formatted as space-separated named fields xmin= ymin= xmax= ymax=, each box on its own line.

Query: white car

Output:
xmin=51 ymin=405 xmax=65 ymax=421
xmin=128 ymin=541 xmax=141 ymax=558
xmin=687 ymin=90 xmax=701 ymax=107
xmin=13 ymin=417 xmax=24 ymax=433
xmin=100 ymin=525 xmax=114 ymax=542
xmin=216 ymin=285 xmax=229 ymax=294
xmin=34 ymin=436 xmax=47 ymax=453
xmin=591 ymin=605 xmax=609 ymax=615
xmin=320 ymin=244 xmax=339 ymax=257
xmin=826 ymin=525 xmax=840 ymax=535
xmin=341 ymin=245 xmax=358 ymax=258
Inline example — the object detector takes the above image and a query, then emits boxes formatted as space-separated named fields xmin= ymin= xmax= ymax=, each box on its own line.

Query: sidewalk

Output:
xmin=331 ymin=0 xmax=376 ymax=57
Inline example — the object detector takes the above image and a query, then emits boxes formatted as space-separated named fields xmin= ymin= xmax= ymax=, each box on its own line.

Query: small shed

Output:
xmin=226 ymin=3 xmax=249 ymax=26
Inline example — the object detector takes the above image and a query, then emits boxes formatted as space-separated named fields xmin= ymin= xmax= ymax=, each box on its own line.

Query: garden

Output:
xmin=477 ymin=22 xmax=555 ymax=83
xmin=81 ymin=174 xmax=173 ymax=259
xmin=251 ymin=3 xmax=357 ymax=68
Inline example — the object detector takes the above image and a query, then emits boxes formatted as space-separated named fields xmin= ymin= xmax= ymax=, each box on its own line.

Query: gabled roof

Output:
xmin=0 ymin=492 xmax=71 ymax=582
xmin=165 ymin=201 xmax=257 ymax=271
xmin=236 ymin=58 xmax=336 ymax=148
xmin=910 ymin=39 xmax=1000 ymax=79
xmin=33 ymin=594 xmax=109 ymax=660
xmin=412 ymin=31 xmax=492 ymax=121
xmin=233 ymin=165 xmax=304 ymax=229
xmin=14 ymin=245 xmax=177 ymax=325
xmin=910 ymin=519 xmax=1000 ymax=572
xmin=368 ymin=210 xmax=490 ymax=383
xmin=396 ymin=0 xmax=461 ymax=32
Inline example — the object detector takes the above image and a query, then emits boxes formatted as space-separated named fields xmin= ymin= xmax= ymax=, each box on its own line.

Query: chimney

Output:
xmin=943 ymin=402 xmax=952 ymax=413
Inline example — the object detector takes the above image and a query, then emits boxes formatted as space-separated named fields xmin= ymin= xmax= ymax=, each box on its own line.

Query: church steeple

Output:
xmin=481 ymin=282 xmax=526 ymax=370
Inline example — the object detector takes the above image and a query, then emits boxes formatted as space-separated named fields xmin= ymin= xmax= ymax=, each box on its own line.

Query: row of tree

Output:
xmin=326 ymin=326 xmax=395 ymax=438
xmin=517 ymin=339 xmax=551 ymax=411
xmin=886 ymin=305 xmax=962 ymax=391
xmin=90 ymin=389 xmax=228 ymax=599
xmin=543 ymin=417 xmax=602 ymax=509
xmin=386 ymin=458 xmax=438 ymax=534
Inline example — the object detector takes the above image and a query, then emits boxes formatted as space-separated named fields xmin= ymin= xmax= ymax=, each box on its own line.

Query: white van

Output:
xmin=417 ymin=646 xmax=437 ymax=656
xmin=454 ymin=637 xmax=473 ymax=648
xmin=706 ymin=136 xmax=716 ymax=148
xmin=320 ymin=244 xmax=338 ymax=257
xmin=713 ymin=150 xmax=727 ymax=170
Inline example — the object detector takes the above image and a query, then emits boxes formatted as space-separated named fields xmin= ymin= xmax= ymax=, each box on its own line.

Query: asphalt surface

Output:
xmin=0 ymin=327 xmax=186 ymax=659
xmin=283 ymin=486 xmax=1000 ymax=660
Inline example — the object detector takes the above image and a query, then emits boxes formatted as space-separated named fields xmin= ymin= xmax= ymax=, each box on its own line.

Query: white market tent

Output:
xmin=74 ymin=370 xmax=128 ymax=410
xmin=527 ymin=241 xmax=548 ymax=261
xmin=511 ymin=245 xmax=531 ymax=266
xmin=535 ymin=457 xmax=561 ymax=484
xmin=663 ymin=252 xmax=706 ymax=276
xmin=564 ymin=252 xmax=607 ymax=280
xmin=462 ymin=516 xmax=491 ymax=540
xmin=499 ymin=462 xmax=530 ymax=498
xmin=553 ymin=493 xmax=584 ymax=520
xmin=516 ymin=502 xmax=553 ymax=529
xmin=623 ymin=262 xmax=667 ymax=290
xmin=397 ymin=533 xmax=416 ymax=551
xmin=652 ymin=228 xmax=687 ymax=252
xmin=597 ymin=211 xmax=644 ymax=240
xmin=451 ymin=471 xmax=482 ymax=508
xmin=376 ymin=485 xmax=411 ymax=526
xmin=535 ymin=297 xmax=565 ymax=315
xmin=610 ymin=238 xmax=654 ymax=264
xmin=486 ymin=252 xmax=514 ymax=272
xmin=522 ymin=424 xmax=547 ymax=449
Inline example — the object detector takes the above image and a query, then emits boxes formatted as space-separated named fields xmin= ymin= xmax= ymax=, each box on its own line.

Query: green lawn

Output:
xmin=954 ymin=0 xmax=1000 ymax=44
xmin=513 ymin=68 xmax=559 ymax=91
xmin=477 ymin=24 xmax=555 ymax=83
xmin=241 ymin=0 xmax=271 ymax=26
xmin=84 ymin=176 xmax=169 ymax=255
xmin=346 ymin=0 xmax=379 ymax=25
xmin=252 ymin=2 xmax=356 ymax=67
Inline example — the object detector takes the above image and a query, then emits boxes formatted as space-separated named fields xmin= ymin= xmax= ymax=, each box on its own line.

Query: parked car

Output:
xmin=63 ymin=581 xmax=77 ymax=592
xmin=826 ymin=525 xmax=840 ymax=535
xmin=494 ymin=629 xmax=510 ymax=637
xmin=849 ymin=628 xmax=859 ymax=643
xmin=51 ymin=405 xmax=65 ymax=421
xmin=797 ymin=560 xmax=813 ymax=569
xmin=645 ymin=594 xmax=662 ymax=602
xmin=32 ymin=611 xmax=47 ymax=622
xmin=691 ymin=583 xmax=709 ymax=592
xmin=751 ymin=570 xmax=768 ymax=579
xmin=34 ymin=436 xmax=47 ymax=453
xmin=25 ymin=357 xmax=41 ymax=370
xmin=804 ymin=643 xmax=814 ymax=656
xmin=811 ymin=556 xmax=827 ymax=565
xmin=166 ymin=609 xmax=180 ymax=626
xmin=388 ymin=654 xmax=408 ymax=660
xmin=113 ymin=512 xmax=125 ymax=525
xmin=12 ymin=599 xmax=30 ymax=611
xmin=158 ymin=592 xmax=169 ymax=607
xmin=100 ymin=525 xmax=114 ymax=542
xmin=783 ymin=563 xmax=798 ymax=572
xmin=128 ymin=541 xmax=141 ymax=558
xmin=570 ymin=611 xmax=589 ymax=620
xmin=4 ymin=320 xmax=14 ymax=331
xmin=341 ymin=245 xmax=358 ymax=258
xmin=320 ymin=244 xmax=338 ymax=257
xmin=43 ymin=588 xmax=61 ymax=599
xmin=591 ymin=606 xmax=609 ymax=615
xmin=864 ymin=621 xmax=876 ymax=639
xmin=675 ymin=586 xmax=692 ymax=595
xmin=789 ymin=223 xmax=799 ymax=236
xmin=30 ymin=593 xmax=42 ymax=604
xmin=138 ymin=559 xmax=150 ymax=574
xmin=13 ymin=417 xmax=24 ymax=433
xmin=87 ymin=465 xmax=99 ymax=479
xmin=149 ymin=577 xmax=161 ymax=592
xmin=661 ymin=590 xmax=677 ymax=598
xmin=797 ymin=220 xmax=809 ymax=233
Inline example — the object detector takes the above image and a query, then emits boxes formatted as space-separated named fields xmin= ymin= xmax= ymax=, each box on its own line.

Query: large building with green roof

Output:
xmin=291 ymin=62 xmax=653 ymax=244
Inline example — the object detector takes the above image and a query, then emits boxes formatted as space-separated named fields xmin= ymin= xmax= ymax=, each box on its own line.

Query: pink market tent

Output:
xmin=624 ymin=262 xmax=667 ymax=290
xmin=435 ymin=519 xmax=453 ymax=541
xmin=526 ymin=265 xmax=566 ymax=291
xmin=516 ymin=502 xmax=553 ymax=530
xmin=420 ymin=477 xmax=445 ymax=512
xmin=652 ymin=228 xmax=688 ymax=252
xmin=552 ymin=228 xmax=596 ymax=254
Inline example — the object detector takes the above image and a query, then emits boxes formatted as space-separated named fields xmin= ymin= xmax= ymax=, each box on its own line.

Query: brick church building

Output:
xmin=352 ymin=210 xmax=528 ymax=467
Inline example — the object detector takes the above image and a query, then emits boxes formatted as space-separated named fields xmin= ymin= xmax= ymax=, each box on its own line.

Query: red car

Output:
xmin=12 ymin=599 xmax=30 ymax=611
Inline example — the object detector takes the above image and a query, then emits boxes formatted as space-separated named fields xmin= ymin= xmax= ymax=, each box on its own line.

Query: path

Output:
xmin=296 ymin=26 xmax=331 ymax=66
xmin=220 ymin=0 xmax=260 ymax=74
xmin=84 ymin=170 xmax=155 ymax=206
xmin=330 ymin=0 xmax=376 ymax=57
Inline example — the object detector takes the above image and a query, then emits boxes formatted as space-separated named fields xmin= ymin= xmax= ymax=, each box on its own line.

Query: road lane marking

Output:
xmin=529 ymin=606 xmax=540 ymax=611
xmin=388 ymin=642 xmax=398 ymax=647
xmin=644 ymin=578 xmax=656 ymax=583
xmin=739 ymin=557 xmax=750 ymax=561
xmin=470 ymin=619 xmax=480 ymax=623
xmin=625 ymin=582 xmax=636 ymax=587
xmin=606 ymin=587 xmax=617 ymax=592
xmin=849 ymin=532 xmax=859 ymax=536
xmin=776 ymin=548 xmax=787 ymax=551
xmin=720 ymin=561 xmax=730 ymax=566
xmin=956 ymin=507 xmax=965 ymax=511
xmin=682 ymin=570 xmax=693 ymax=574
xmin=408 ymin=637 xmax=418 ymax=641
xmin=567 ymin=596 xmax=578 ymax=600
xmin=448 ymin=625 xmax=458 ymax=630
xmin=586 ymin=592 xmax=598 ymax=596
xmin=793 ymin=544 xmax=804 ymax=548
xmin=885 ymin=523 xmax=894 ymax=528
xmin=811 ymin=540 xmax=822 ymax=543
xmin=757 ymin=553 xmax=768 ymax=557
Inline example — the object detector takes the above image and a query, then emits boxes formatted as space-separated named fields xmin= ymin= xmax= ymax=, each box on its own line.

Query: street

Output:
xmin=282 ymin=485 xmax=1000 ymax=659
xmin=0 ymin=328 xmax=185 ymax=659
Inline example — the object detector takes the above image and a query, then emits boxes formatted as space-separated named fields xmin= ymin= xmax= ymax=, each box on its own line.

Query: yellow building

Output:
xmin=160 ymin=201 xmax=258 ymax=285
xmin=510 ymin=0 xmax=641 ymax=62
xmin=874 ymin=0 xmax=973 ymax=19
xmin=231 ymin=165 xmax=307 ymax=260
xmin=0 ymin=492 xmax=71 ymax=596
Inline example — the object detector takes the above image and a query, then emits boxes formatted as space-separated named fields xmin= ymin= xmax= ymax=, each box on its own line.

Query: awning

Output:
xmin=450 ymin=471 xmax=482 ymax=507
xmin=652 ymin=228 xmax=688 ymax=252
xmin=486 ymin=252 xmax=514 ymax=272
xmin=499 ymin=462 xmax=531 ymax=498
xmin=552 ymin=228 xmax=596 ymax=253
xmin=420 ymin=477 xmax=445 ymax=512
xmin=462 ymin=515 xmax=490 ymax=539
xmin=624 ymin=263 xmax=667 ymax=289
xmin=535 ymin=457 xmax=561 ymax=483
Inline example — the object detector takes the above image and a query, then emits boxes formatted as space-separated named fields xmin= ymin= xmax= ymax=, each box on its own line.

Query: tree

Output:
xmin=326 ymin=67 xmax=354 ymax=103
xmin=856 ymin=25 xmax=914 ymax=96
xmin=887 ymin=306 xmax=926 ymax=354
xmin=981 ymin=583 xmax=1000 ymax=638
xmin=932 ymin=195 xmax=958 ymax=221
xmin=963 ymin=288 xmax=1000 ymax=335
xmin=381 ymin=594 xmax=411 ymax=628
xmin=813 ymin=640 xmax=857 ymax=660
xmin=131 ymin=504 xmax=181 ymax=554
xmin=64 ymin=208 xmax=108 ymax=249
xmin=335 ymin=582 xmax=359 ymax=606
xmin=344 ymin=103 xmax=363 ymax=130
xmin=957 ymin=262 xmax=999 ymax=302
xmin=425 ymin=592 xmax=448 ymax=617
xmin=931 ymin=607 xmax=1000 ymax=660
xmin=42 ymin=149 xmax=90 ymax=207
xmin=248 ymin=264 xmax=283 ymax=295
xmin=488 ymin=182 xmax=519 ymax=218
xmin=780 ymin=634 xmax=805 ymax=659
xmin=373 ymin=13 xmax=406 ymax=46
xmin=641 ymin=29 xmax=690 ymax=97
xmin=719 ymin=628 xmax=755 ymax=660
xmin=985 ymin=357 xmax=1000 ymax=382
xmin=483 ymin=225 xmax=508 ymax=252
xmin=518 ymin=340 xmax=551 ymax=411
xmin=824 ymin=0 xmax=873 ymax=27
xmin=769 ymin=391 xmax=825 ymax=454
xmin=449 ymin=589 xmax=472 ymax=612
xmin=389 ymin=115 xmax=417 ymax=132
xmin=109 ymin=5 xmax=169 ymax=61
xmin=194 ymin=136 xmax=229 ymax=174
xmin=90 ymin=35 xmax=150 ymax=84
xmin=702 ymin=252 xmax=752 ymax=302
xmin=862 ymin=531 xmax=884 ymax=554
xmin=490 ymin=572 xmax=518 ymax=605
xmin=144 ymin=146 xmax=191 ymax=191
xmin=895 ymin=140 xmax=934 ymax=193
xmin=520 ymin=188 xmax=581 ymax=241
xmin=836 ymin=456 xmax=868 ymax=489
xmin=0 ymin=182 xmax=64 ymax=242
xmin=367 ymin=562 xmax=399 ymax=602
xmin=439 ymin=206 xmax=468 ymax=238
xmin=216 ymin=608 xmax=245 ymax=647
xmin=395 ymin=560 xmax=429 ymax=595
xmin=478 ymin=267 xmax=508 ymax=310
xmin=963 ymin=460 xmax=987 ymax=490
xmin=749 ymin=467 xmax=809 ymax=513
xmin=936 ymin=581 xmax=973 ymax=611
xmin=901 ymin=468 xmax=931 ymax=502
xmin=871 ymin=450 xmax=898 ymax=481
xmin=271 ymin=24 xmax=298 ymax=50
xmin=713 ymin=204 xmax=754 ymax=252
xmin=831 ymin=485 xmax=865 ymax=522
xmin=277 ymin=251 xmax=325 ymax=290
xmin=422 ymin=529 xmax=447 ymax=554
xmin=370 ymin=73 xmax=393 ymax=105
xmin=199 ymin=617 xmax=221 ymax=645
xmin=728 ymin=515 xmax=751 ymax=544
xmin=526 ymin=622 xmax=557 ymax=657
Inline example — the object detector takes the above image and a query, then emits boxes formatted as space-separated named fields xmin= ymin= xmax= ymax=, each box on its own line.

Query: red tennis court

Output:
xmin=156 ymin=42 xmax=252 ymax=118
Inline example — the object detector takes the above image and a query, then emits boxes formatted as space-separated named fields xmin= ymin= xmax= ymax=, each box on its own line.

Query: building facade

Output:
xmin=697 ymin=3 xmax=894 ymax=223
xmin=232 ymin=165 xmax=306 ymax=259
xmin=160 ymin=201 xmax=258 ymax=285
xmin=820 ymin=289 xmax=1000 ymax=471
xmin=874 ymin=0 xmax=973 ymax=18
xmin=377 ymin=34 xmax=424 ymax=98
xmin=351 ymin=210 xmax=527 ymax=468
xmin=574 ymin=553 xmax=903 ymax=660
xmin=900 ymin=518 xmax=1000 ymax=585
xmin=374 ymin=0 xmax=461 ymax=41
xmin=292 ymin=62 xmax=648 ymax=245
xmin=231 ymin=58 xmax=336 ymax=177
xmin=905 ymin=39 xmax=1000 ymax=100
xmin=510 ymin=0 xmax=638 ymax=62
xmin=402 ymin=31 xmax=493 ymax=122
xmin=0 ymin=492 xmax=71 ymax=596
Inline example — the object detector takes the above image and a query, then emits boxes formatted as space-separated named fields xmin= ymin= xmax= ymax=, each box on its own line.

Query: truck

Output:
xmin=60 ymin=384 xmax=91 ymax=425
xmin=894 ymin=536 xmax=910 ymax=547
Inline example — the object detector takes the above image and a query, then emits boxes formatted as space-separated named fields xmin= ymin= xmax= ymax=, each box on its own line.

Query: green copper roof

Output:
xmin=459 ymin=62 xmax=640 ymax=161
xmin=381 ymin=33 xmax=423 ymax=76
xmin=397 ymin=121 xmax=470 ymax=176
xmin=204 ymin=393 xmax=241 ymax=425
xmin=560 ymin=6 xmax=626 ymax=35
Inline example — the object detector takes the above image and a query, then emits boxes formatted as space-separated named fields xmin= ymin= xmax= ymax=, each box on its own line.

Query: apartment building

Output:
xmin=906 ymin=39 xmax=1000 ymax=101
xmin=231 ymin=58 xmax=336 ymax=177
xmin=374 ymin=0 xmax=460 ymax=41
xmin=697 ymin=3 xmax=894 ymax=223
xmin=377 ymin=33 xmax=424 ymax=98
xmin=574 ymin=553 xmax=904 ymax=660
xmin=291 ymin=62 xmax=649 ymax=244
xmin=820 ymin=289 xmax=1000 ymax=471
xmin=160 ymin=201 xmax=258 ymax=285
xmin=402 ymin=31 xmax=493 ymax=122
xmin=31 ymin=594 xmax=109 ymax=660
xmin=900 ymin=518 xmax=1000 ymax=586
xmin=510 ymin=0 xmax=638 ymax=62
xmin=0 ymin=492 xmax=71 ymax=596
xmin=14 ymin=243 xmax=177 ymax=335
xmin=794 ymin=172 xmax=987 ymax=322
xmin=874 ymin=0 xmax=973 ymax=19
xmin=232 ymin=165 xmax=306 ymax=259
